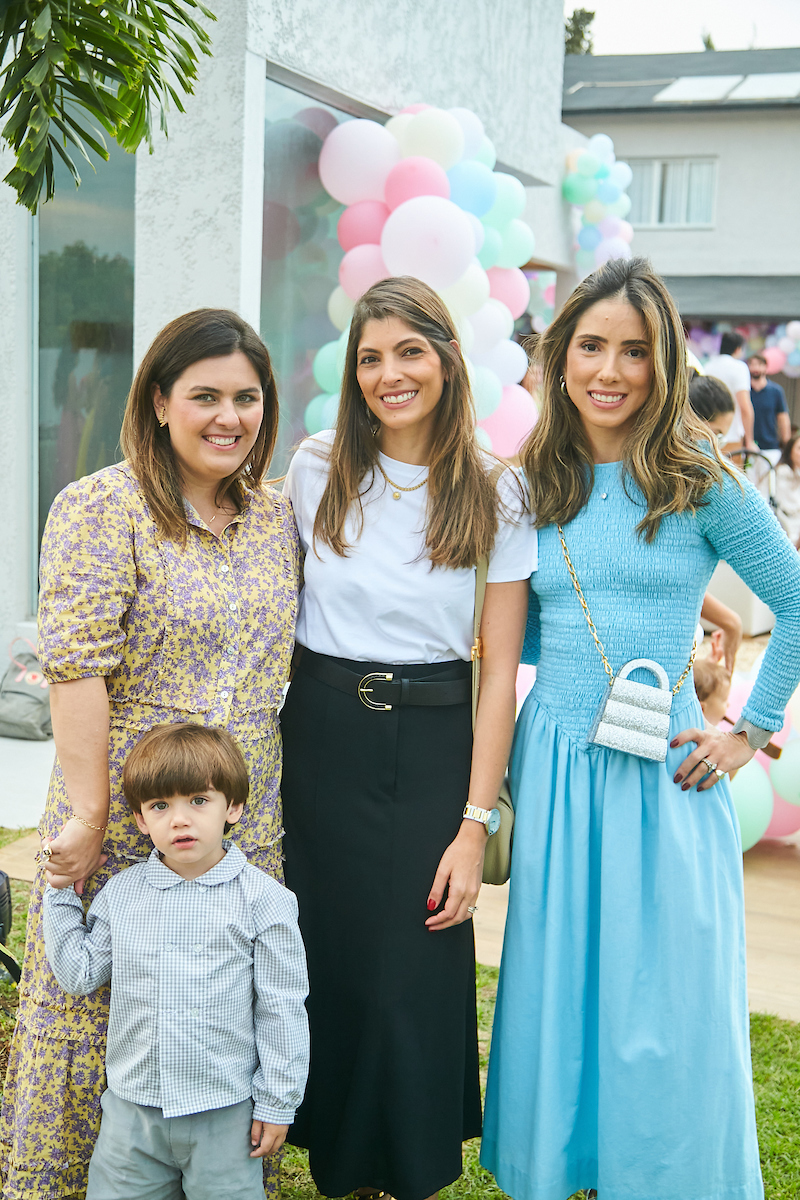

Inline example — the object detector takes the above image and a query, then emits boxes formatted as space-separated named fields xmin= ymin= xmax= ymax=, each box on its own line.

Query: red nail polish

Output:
xmin=427 ymin=898 xmax=436 ymax=911
xmin=674 ymin=774 xmax=682 ymax=784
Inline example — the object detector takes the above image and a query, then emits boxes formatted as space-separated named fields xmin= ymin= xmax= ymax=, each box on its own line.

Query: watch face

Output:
xmin=487 ymin=808 xmax=502 ymax=836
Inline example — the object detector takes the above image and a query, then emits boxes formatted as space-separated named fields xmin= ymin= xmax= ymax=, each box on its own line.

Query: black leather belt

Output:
xmin=297 ymin=650 xmax=470 ymax=711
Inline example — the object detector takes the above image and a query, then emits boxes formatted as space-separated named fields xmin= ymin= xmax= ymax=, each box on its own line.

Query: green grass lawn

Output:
xmin=0 ymin=830 xmax=797 ymax=1199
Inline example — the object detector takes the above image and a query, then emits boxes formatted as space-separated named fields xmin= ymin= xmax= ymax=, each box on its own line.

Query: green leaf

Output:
xmin=50 ymin=134 xmax=83 ymax=186
xmin=32 ymin=5 xmax=53 ymax=41
xmin=23 ymin=54 xmax=50 ymax=89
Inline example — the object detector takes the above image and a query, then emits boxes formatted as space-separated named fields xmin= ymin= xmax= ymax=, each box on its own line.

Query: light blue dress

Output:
xmin=481 ymin=461 xmax=800 ymax=1200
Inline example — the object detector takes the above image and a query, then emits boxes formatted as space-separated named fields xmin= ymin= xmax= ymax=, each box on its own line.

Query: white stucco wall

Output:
xmin=0 ymin=145 xmax=36 ymax=651
xmin=133 ymin=4 xmax=267 ymax=365
xmin=565 ymin=108 xmax=800 ymax=278
xmin=262 ymin=0 xmax=566 ymax=186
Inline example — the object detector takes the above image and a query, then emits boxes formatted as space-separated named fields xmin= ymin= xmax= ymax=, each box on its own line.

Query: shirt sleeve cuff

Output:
xmin=252 ymin=1099 xmax=296 ymax=1125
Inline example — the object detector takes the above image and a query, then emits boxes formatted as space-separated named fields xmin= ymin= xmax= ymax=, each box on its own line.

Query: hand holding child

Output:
xmin=250 ymin=1120 xmax=288 ymax=1157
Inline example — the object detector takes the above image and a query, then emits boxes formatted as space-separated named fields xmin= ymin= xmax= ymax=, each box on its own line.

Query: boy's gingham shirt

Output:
xmin=43 ymin=843 xmax=309 ymax=1122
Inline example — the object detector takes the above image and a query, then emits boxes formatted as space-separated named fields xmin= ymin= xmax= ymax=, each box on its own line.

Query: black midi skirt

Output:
xmin=281 ymin=653 xmax=482 ymax=1200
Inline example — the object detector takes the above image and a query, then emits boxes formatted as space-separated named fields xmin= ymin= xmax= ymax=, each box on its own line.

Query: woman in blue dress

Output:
xmin=481 ymin=258 xmax=800 ymax=1200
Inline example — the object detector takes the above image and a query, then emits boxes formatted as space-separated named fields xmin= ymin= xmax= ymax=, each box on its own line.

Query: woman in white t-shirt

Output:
xmin=776 ymin=433 xmax=800 ymax=548
xmin=281 ymin=277 xmax=537 ymax=1200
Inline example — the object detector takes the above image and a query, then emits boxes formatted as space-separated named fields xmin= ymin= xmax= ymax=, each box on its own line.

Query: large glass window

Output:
xmin=628 ymin=158 xmax=716 ymax=228
xmin=260 ymin=79 xmax=351 ymax=472
xmin=38 ymin=140 xmax=135 ymax=542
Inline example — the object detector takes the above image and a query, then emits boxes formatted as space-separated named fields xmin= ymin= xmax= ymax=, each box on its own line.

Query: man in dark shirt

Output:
xmin=749 ymin=353 xmax=790 ymax=458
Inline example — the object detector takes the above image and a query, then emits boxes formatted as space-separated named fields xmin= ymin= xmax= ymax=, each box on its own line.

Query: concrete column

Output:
xmin=133 ymin=5 xmax=267 ymax=366
xmin=0 ymin=146 xmax=36 ymax=649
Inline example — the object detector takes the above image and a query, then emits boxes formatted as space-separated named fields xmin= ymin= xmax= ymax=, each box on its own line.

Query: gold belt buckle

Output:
xmin=358 ymin=672 xmax=394 ymax=710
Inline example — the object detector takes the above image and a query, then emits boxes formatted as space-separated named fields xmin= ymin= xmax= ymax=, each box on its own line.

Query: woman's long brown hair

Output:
xmin=313 ymin=276 xmax=500 ymax=569
xmin=521 ymin=257 xmax=738 ymax=542
xmin=120 ymin=309 xmax=279 ymax=543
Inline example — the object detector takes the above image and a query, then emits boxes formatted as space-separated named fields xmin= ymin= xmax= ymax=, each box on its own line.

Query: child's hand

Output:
xmin=250 ymin=1120 xmax=288 ymax=1157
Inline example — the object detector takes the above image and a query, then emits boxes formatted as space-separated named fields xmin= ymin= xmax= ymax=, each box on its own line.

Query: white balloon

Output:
xmin=399 ymin=108 xmax=465 ymax=169
xmin=466 ymin=212 xmax=485 ymax=253
xmin=439 ymin=260 xmax=491 ymax=317
xmin=327 ymin=286 xmax=354 ymax=332
xmin=475 ymin=426 xmax=493 ymax=451
xmin=778 ymin=336 xmax=795 ymax=354
xmin=385 ymin=113 xmax=413 ymax=143
xmin=381 ymin=196 xmax=475 ymax=289
xmin=473 ymin=338 xmax=528 ymax=386
xmin=455 ymin=315 xmax=475 ymax=354
xmin=470 ymin=299 xmax=515 ymax=355
xmin=448 ymin=107 xmax=485 ymax=158
xmin=786 ymin=321 xmax=800 ymax=341
xmin=608 ymin=161 xmax=633 ymax=190
xmin=588 ymin=133 xmax=615 ymax=163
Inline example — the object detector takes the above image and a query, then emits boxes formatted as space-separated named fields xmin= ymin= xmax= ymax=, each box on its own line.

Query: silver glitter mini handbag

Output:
xmin=557 ymin=525 xmax=696 ymax=763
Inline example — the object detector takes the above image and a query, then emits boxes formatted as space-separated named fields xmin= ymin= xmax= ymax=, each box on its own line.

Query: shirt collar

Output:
xmin=144 ymin=841 xmax=249 ymax=889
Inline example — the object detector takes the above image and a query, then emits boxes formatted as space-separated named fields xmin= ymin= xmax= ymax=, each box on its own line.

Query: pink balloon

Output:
xmin=400 ymin=103 xmax=431 ymax=115
xmin=595 ymin=237 xmax=633 ymax=266
xmin=319 ymin=119 xmax=400 ymax=205
xmin=543 ymin=283 xmax=556 ymax=306
xmin=598 ymin=216 xmax=622 ymax=239
xmin=384 ymin=156 xmax=450 ymax=211
xmin=337 ymin=201 xmax=390 ymax=252
xmin=763 ymin=346 xmax=787 ymax=374
xmin=479 ymin=384 xmax=538 ymax=457
xmin=339 ymin=243 xmax=390 ymax=301
xmin=617 ymin=220 xmax=634 ymax=243
xmin=381 ymin=196 xmax=475 ymax=289
xmin=762 ymin=791 xmax=800 ymax=839
xmin=487 ymin=267 xmax=531 ymax=320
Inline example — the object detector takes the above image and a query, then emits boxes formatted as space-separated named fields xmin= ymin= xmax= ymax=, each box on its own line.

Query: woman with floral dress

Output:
xmin=0 ymin=309 xmax=299 ymax=1200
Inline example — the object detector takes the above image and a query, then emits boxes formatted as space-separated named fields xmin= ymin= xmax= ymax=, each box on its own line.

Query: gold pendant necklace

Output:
xmin=376 ymin=460 xmax=428 ymax=501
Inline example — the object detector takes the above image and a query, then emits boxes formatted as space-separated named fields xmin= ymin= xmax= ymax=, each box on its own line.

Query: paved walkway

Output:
xmin=475 ymin=833 xmax=800 ymax=1022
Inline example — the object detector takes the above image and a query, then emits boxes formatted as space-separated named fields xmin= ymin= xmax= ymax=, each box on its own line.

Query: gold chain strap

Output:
xmin=557 ymin=525 xmax=696 ymax=697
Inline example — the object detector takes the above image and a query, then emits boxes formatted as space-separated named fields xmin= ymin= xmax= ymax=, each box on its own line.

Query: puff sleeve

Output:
xmin=38 ymin=473 xmax=137 ymax=682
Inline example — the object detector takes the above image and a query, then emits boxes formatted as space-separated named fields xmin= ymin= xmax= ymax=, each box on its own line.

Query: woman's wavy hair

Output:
xmin=313 ymin=276 xmax=499 ymax=569
xmin=120 ymin=309 xmax=279 ymax=544
xmin=521 ymin=257 xmax=737 ymax=542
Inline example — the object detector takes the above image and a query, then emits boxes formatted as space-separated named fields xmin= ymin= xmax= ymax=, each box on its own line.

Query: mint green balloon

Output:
xmin=606 ymin=193 xmax=632 ymax=218
xmin=495 ymin=218 xmax=536 ymax=269
xmin=304 ymin=394 xmax=331 ymax=435
xmin=322 ymin=393 xmax=340 ymax=428
xmin=313 ymin=341 xmax=341 ymax=394
xmin=562 ymin=173 xmax=597 ymax=206
xmin=576 ymin=152 xmax=601 ymax=177
xmin=730 ymin=759 xmax=774 ymax=851
xmin=483 ymin=172 xmax=526 ymax=229
xmin=575 ymin=249 xmax=596 ymax=275
xmin=336 ymin=328 xmax=350 ymax=375
xmin=770 ymin=741 xmax=800 ymax=805
xmin=473 ymin=135 xmax=497 ymax=170
xmin=477 ymin=224 xmax=502 ymax=269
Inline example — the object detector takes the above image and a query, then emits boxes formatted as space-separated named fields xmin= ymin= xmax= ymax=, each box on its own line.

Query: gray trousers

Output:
xmin=87 ymin=1090 xmax=266 ymax=1200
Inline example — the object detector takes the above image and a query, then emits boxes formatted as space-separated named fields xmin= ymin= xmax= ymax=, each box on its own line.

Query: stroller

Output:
xmin=726 ymin=448 xmax=778 ymax=512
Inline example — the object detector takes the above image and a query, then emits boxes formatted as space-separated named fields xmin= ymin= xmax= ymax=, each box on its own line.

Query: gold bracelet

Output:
xmin=71 ymin=812 xmax=106 ymax=833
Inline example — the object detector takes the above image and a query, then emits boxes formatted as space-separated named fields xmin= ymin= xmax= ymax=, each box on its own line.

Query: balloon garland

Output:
xmin=306 ymin=104 xmax=538 ymax=457
xmin=562 ymin=133 xmax=635 ymax=280
xmin=688 ymin=320 xmax=800 ymax=379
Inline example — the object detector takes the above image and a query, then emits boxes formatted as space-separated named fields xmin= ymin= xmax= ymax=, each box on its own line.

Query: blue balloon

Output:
xmin=596 ymin=180 xmax=621 ymax=205
xmin=578 ymin=225 xmax=602 ymax=251
xmin=789 ymin=350 xmax=800 ymax=367
xmin=447 ymin=161 xmax=498 ymax=217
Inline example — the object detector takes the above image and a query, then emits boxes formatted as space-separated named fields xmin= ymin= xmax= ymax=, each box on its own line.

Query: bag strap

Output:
xmin=8 ymin=636 xmax=39 ymax=676
xmin=472 ymin=463 xmax=507 ymax=730
xmin=557 ymin=523 xmax=696 ymax=697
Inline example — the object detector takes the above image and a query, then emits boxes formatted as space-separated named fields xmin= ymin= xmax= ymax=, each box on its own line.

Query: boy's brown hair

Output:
xmin=692 ymin=658 xmax=730 ymax=705
xmin=123 ymin=724 xmax=249 ymax=818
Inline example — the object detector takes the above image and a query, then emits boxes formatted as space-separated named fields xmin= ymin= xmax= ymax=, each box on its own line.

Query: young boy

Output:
xmin=42 ymin=723 xmax=310 ymax=1200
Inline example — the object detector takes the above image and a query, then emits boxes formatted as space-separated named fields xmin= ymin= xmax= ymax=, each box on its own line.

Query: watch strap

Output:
xmin=463 ymin=804 xmax=491 ymax=826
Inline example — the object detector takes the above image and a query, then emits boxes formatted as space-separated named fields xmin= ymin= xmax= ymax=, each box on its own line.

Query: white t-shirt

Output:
xmin=703 ymin=354 xmax=751 ymax=445
xmin=283 ymin=430 xmax=538 ymax=664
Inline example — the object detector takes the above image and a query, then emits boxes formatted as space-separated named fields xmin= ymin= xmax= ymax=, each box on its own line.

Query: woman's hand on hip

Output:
xmin=425 ymin=819 xmax=486 ymax=930
xmin=671 ymin=727 xmax=755 ymax=791
xmin=43 ymin=818 xmax=107 ymax=894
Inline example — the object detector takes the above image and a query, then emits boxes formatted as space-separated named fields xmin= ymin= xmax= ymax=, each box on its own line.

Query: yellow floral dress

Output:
xmin=0 ymin=463 xmax=299 ymax=1199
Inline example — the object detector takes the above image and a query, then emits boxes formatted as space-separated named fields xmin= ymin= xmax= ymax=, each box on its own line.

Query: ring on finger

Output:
xmin=39 ymin=843 xmax=52 ymax=863
xmin=700 ymin=758 xmax=716 ymax=774
xmin=467 ymin=905 xmax=478 ymax=915
xmin=714 ymin=768 xmax=726 ymax=779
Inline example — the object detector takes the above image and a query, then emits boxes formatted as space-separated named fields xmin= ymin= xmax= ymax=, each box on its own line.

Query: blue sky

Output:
xmin=568 ymin=0 xmax=800 ymax=56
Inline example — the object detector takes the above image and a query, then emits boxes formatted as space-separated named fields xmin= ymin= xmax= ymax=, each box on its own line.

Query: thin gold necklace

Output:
xmin=376 ymin=460 xmax=428 ymax=501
